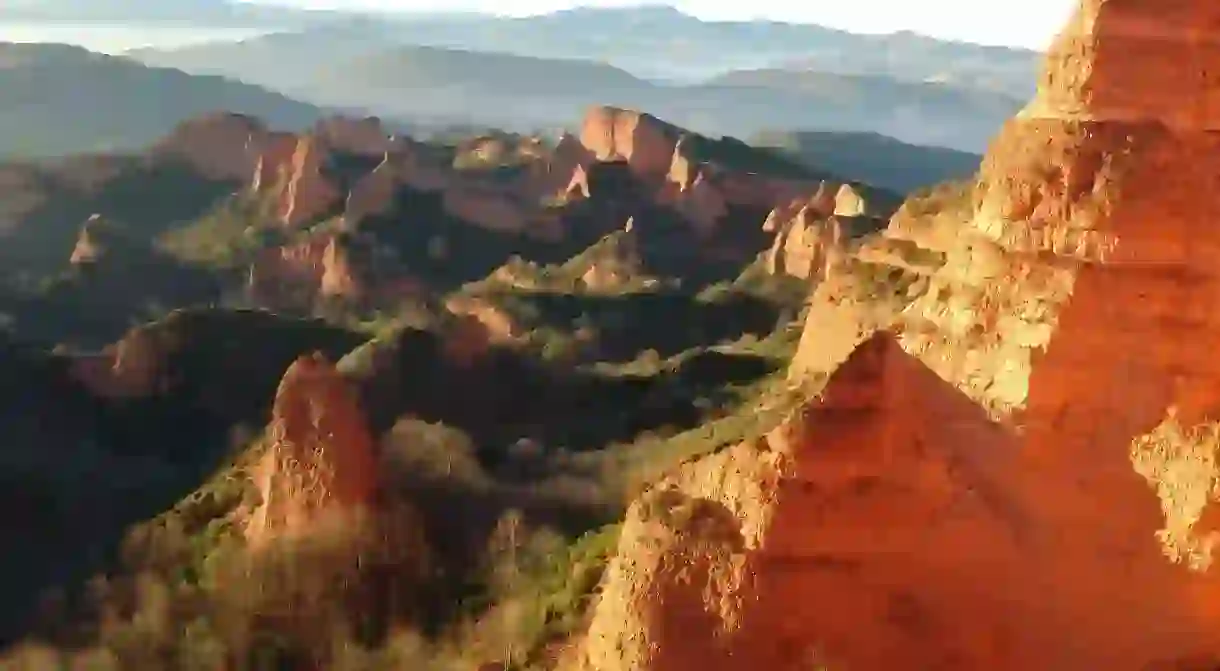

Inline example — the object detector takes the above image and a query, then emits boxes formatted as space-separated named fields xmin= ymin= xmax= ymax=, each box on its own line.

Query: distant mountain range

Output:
xmin=128 ymin=28 xmax=1026 ymax=152
xmin=0 ymin=0 xmax=322 ymax=25
xmin=0 ymin=41 xmax=980 ymax=195
xmin=9 ymin=3 xmax=1041 ymax=97
xmin=367 ymin=5 xmax=1042 ymax=95
xmin=0 ymin=3 xmax=1044 ymax=155
xmin=750 ymin=129 xmax=981 ymax=194
xmin=0 ymin=43 xmax=332 ymax=157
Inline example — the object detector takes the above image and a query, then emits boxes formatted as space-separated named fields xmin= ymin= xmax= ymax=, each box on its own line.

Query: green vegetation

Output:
xmin=0 ymin=254 xmax=811 ymax=667
xmin=158 ymin=194 xmax=287 ymax=269
xmin=0 ymin=95 xmax=911 ymax=670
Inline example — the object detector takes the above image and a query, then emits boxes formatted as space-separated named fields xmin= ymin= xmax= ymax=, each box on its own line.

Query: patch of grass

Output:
xmin=454 ymin=519 xmax=622 ymax=670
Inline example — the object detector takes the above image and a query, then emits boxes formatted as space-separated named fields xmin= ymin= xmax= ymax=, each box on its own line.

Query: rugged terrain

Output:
xmin=127 ymin=35 xmax=1022 ymax=152
xmin=0 ymin=100 xmax=890 ymax=669
xmin=120 ymin=4 xmax=1041 ymax=95
xmin=6 ymin=0 xmax=1214 ymax=668
xmin=0 ymin=43 xmax=341 ymax=158
xmin=565 ymin=0 xmax=1220 ymax=669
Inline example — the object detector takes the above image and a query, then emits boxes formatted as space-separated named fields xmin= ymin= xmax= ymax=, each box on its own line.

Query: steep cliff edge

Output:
xmin=576 ymin=334 xmax=1220 ymax=670
xmin=575 ymin=0 xmax=1220 ymax=668
xmin=797 ymin=0 xmax=1220 ymax=417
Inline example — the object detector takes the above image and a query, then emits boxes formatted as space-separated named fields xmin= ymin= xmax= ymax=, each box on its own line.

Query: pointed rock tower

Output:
xmin=245 ymin=352 xmax=379 ymax=545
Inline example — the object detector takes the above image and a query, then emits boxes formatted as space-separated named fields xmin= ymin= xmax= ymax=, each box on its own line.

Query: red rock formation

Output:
xmin=763 ymin=184 xmax=888 ymax=280
xmin=276 ymin=135 xmax=343 ymax=227
xmin=765 ymin=214 xmax=841 ymax=281
xmin=319 ymin=234 xmax=367 ymax=299
xmin=575 ymin=106 xmax=881 ymax=239
xmin=246 ymin=233 xmax=369 ymax=307
xmin=987 ymin=2 xmax=1220 ymax=427
xmin=343 ymin=155 xmax=401 ymax=228
xmin=150 ymin=113 xmax=378 ymax=231
xmin=245 ymin=353 xmax=379 ymax=545
xmin=563 ymin=163 xmax=592 ymax=201
xmin=988 ymin=0 xmax=1220 ymax=584
xmin=579 ymin=334 xmax=1220 ymax=671
xmin=312 ymin=116 xmax=396 ymax=157
xmin=247 ymin=118 xmax=400 ymax=228
xmin=67 ymin=327 xmax=165 ymax=400
xmin=150 ymin=112 xmax=269 ymax=181
xmin=579 ymin=106 xmax=679 ymax=180
xmin=577 ymin=1 xmax=1220 ymax=668
xmin=246 ymin=234 xmax=331 ymax=308
xmin=249 ymin=131 xmax=301 ymax=193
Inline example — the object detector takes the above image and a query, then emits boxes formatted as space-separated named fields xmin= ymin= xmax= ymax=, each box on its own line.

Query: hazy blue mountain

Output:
xmin=750 ymin=129 xmax=983 ymax=193
xmin=19 ymin=4 xmax=1041 ymax=95
xmin=0 ymin=42 xmax=331 ymax=158
xmin=361 ymin=5 xmax=1040 ymax=94
xmin=129 ymin=35 xmax=1023 ymax=152
xmin=0 ymin=0 xmax=321 ymax=25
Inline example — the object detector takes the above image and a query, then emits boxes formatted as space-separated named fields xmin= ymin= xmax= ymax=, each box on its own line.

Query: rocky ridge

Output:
xmin=0 ymin=102 xmax=895 ymax=332
xmin=573 ymin=0 xmax=1220 ymax=668
xmin=227 ymin=105 xmax=888 ymax=310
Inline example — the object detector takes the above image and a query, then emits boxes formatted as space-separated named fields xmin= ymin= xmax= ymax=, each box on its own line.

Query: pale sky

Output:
xmin=261 ymin=0 xmax=1077 ymax=49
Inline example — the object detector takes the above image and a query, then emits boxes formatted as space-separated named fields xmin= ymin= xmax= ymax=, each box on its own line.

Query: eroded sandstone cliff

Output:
xmin=578 ymin=333 xmax=1220 ymax=670
xmin=244 ymin=352 xmax=379 ymax=545
xmin=796 ymin=0 xmax=1220 ymax=416
xmin=576 ymin=0 xmax=1220 ymax=667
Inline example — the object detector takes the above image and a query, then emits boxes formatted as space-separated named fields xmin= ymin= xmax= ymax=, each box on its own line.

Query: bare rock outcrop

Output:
xmin=150 ymin=112 xmax=270 ymax=182
xmin=312 ymin=115 xmax=397 ymax=157
xmin=580 ymin=1 xmax=1220 ymax=668
xmin=763 ymin=184 xmax=888 ymax=281
xmin=246 ymin=234 xmax=331 ymax=308
xmin=578 ymin=334 xmax=1220 ymax=671
xmin=794 ymin=0 xmax=1218 ymax=416
xmin=575 ymin=106 xmax=862 ymax=239
xmin=220 ymin=352 xmax=428 ymax=664
xmin=579 ymin=106 xmax=680 ymax=181
xmin=274 ymin=134 xmax=344 ymax=227
xmin=318 ymin=233 xmax=368 ymax=299
xmin=246 ymin=232 xmax=372 ymax=308
xmin=244 ymin=353 xmax=379 ymax=546
xmin=249 ymin=117 xmax=394 ymax=229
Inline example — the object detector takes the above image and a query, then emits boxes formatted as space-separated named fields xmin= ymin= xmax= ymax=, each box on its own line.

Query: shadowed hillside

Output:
xmin=0 ymin=43 xmax=328 ymax=158
xmin=751 ymin=128 xmax=983 ymax=193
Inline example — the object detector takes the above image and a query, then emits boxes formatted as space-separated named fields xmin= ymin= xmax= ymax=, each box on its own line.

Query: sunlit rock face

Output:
xmin=576 ymin=336 xmax=1220 ymax=671
xmin=244 ymin=353 xmax=379 ymax=546
xmin=571 ymin=1 xmax=1220 ymax=669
